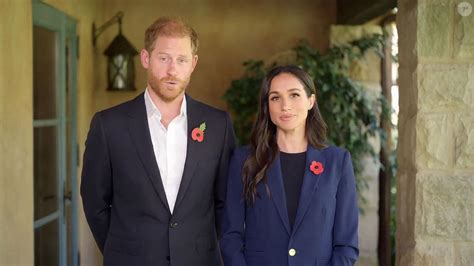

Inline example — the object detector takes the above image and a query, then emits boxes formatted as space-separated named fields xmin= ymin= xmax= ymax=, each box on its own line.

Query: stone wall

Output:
xmin=397 ymin=0 xmax=473 ymax=265
xmin=330 ymin=25 xmax=384 ymax=266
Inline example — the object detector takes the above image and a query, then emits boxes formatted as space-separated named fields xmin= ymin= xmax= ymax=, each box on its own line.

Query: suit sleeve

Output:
xmin=215 ymin=112 xmax=237 ymax=237
xmin=220 ymin=149 xmax=247 ymax=266
xmin=80 ymin=112 xmax=113 ymax=253
xmin=331 ymin=151 xmax=359 ymax=266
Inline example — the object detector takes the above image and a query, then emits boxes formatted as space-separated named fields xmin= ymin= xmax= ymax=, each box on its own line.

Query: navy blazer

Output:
xmin=81 ymin=93 xmax=236 ymax=266
xmin=220 ymin=145 xmax=358 ymax=266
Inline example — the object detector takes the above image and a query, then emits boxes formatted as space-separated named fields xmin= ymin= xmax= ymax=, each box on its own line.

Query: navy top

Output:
xmin=280 ymin=151 xmax=306 ymax=230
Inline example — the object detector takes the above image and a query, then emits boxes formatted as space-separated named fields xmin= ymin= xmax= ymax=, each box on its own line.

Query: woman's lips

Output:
xmin=280 ymin=114 xmax=294 ymax=121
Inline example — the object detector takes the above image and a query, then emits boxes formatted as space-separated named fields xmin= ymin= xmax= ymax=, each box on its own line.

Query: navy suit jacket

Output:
xmin=81 ymin=93 xmax=236 ymax=266
xmin=220 ymin=145 xmax=358 ymax=266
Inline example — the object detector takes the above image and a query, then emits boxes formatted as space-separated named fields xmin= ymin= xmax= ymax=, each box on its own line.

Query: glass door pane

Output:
xmin=35 ymin=220 xmax=59 ymax=266
xmin=33 ymin=24 xmax=59 ymax=266
xmin=33 ymin=126 xmax=58 ymax=220
xmin=33 ymin=26 xmax=57 ymax=120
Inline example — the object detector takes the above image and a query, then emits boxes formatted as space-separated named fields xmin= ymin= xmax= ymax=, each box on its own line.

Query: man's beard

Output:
xmin=148 ymin=74 xmax=190 ymax=103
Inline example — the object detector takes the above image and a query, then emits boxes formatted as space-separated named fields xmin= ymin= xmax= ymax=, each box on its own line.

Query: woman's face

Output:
xmin=268 ymin=73 xmax=315 ymax=136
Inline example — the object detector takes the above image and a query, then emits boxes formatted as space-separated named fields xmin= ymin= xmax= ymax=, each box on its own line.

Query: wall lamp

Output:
xmin=93 ymin=11 xmax=138 ymax=91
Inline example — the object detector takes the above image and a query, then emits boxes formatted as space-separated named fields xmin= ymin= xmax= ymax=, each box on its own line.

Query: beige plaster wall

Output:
xmin=93 ymin=0 xmax=337 ymax=112
xmin=0 ymin=0 xmax=34 ymax=265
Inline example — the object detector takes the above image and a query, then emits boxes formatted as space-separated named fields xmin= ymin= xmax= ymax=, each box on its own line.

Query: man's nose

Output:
xmin=167 ymin=60 xmax=178 ymax=76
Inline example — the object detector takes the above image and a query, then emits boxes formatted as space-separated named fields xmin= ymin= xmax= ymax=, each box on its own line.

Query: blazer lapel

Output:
xmin=267 ymin=154 xmax=291 ymax=236
xmin=292 ymin=145 xmax=326 ymax=234
xmin=126 ymin=94 xmax=171 ymax=214
xmin=174 ymin=95 xmax=201 ymax=210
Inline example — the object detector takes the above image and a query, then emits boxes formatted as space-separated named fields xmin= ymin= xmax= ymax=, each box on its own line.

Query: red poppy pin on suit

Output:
xmin=191 ymin=122 xmax=206 ymax=142
xmin=310 ymin=161 xmax=324 ymax=175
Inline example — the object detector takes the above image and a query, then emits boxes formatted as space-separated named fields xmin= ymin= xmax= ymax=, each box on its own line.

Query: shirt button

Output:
xmin=288 ymin=248 xmax=296 ymax=256
xmin=170 ymin=222 xmax=178 ymax=228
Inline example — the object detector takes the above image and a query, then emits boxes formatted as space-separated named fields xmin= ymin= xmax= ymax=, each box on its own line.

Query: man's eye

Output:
xmin=178 ymin=58 xmax=187 ymax=64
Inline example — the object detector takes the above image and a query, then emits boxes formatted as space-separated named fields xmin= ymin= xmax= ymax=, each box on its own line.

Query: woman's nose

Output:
xmin=281 ymin=98 xmax=291 ymax=111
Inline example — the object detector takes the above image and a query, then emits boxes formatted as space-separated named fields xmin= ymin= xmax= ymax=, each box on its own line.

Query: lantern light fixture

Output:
xmin=93 ymin=12 xmax=138 ymax=91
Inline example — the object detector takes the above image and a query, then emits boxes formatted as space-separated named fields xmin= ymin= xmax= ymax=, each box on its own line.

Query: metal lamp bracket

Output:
xmin=92 ymin=11 xmax=124 ymax=47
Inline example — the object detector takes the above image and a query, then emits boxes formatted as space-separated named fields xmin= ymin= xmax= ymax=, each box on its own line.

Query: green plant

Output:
xmin=223 ymin=34 xmax=386 ymax=206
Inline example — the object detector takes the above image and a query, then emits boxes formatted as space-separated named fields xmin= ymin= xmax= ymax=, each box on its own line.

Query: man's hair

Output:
xmin=144 ymin=17 xmax=199 ymax=54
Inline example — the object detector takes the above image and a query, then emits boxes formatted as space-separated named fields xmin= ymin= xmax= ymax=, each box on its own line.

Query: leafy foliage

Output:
xmin=223 ymin=34 xmax=387 ymax=206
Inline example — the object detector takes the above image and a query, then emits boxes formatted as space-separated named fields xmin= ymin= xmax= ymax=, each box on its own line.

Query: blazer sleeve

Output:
xmin=80 ymin=112 xmax=113 ymax=253
xmin=214 ymin=112 xmax=237 ymax=237
xmin=220 ymin=149 xmax=248 ymax=266
xmin=331 ymin=151 xmax=359 ymax=266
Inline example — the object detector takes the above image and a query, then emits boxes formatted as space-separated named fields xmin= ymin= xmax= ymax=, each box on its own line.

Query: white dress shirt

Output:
xmin=144 ymin=89 xmax=187 ymax=213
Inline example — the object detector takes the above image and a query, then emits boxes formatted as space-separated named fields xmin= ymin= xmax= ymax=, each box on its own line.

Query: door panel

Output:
xmin=33 ymin=126 xmax=58 ymax=220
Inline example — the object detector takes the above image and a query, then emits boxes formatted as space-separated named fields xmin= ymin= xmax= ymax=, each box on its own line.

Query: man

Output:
xmin=81 ymin=17 xmax=236 ymax=266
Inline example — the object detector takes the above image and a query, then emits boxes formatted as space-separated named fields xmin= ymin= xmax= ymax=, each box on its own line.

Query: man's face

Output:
xmin=140 ymin=36 xmax=198 ymax=102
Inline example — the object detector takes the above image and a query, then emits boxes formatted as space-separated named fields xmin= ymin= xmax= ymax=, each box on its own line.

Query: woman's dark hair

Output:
xmin=242 ymin=65 xmax=327 ymax=203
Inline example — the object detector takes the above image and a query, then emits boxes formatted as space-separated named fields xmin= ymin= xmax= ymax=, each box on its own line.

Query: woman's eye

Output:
xmin=270 ymin=96 xmax=279 ymax=101
xmin=290 ymin=93 xmax=300 ymax=98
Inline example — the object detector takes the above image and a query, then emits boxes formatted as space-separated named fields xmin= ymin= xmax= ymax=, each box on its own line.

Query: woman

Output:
xmin=220 ymin=65 xmax=359 ymax=266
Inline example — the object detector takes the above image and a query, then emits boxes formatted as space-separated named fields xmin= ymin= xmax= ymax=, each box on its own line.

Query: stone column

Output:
xmin=397 ymin=0 xmax=473 ymax=265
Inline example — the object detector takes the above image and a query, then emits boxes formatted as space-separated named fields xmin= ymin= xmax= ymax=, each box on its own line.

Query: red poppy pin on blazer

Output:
xmin=191 ymin=122 xmax=206 ymax=142
xmin=310 ymin=161 xmax=324 ymax=175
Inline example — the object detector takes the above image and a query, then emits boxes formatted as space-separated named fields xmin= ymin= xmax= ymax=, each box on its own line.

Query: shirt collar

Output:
xmin=144 ymin=88 xmax=187 ymax=119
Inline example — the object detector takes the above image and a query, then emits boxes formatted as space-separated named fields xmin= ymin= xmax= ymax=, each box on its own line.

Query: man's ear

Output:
xmin=140 ymin=49 xmax=150 ymax=69
xmin=191 ymin=54 xmax=198 ymax=73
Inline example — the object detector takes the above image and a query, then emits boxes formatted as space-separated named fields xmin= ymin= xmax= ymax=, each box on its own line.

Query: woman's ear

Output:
xmin=309 ymin=94 xmax=316 ymax=110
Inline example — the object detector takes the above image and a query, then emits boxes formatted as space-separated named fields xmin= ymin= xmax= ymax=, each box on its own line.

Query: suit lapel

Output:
xmin=292 ymin=145 xmax=326 ymax=234
xmin=126 ymin=94 xmax=171 ymax=214
xmin=174 ymin=95 xmax=201 ymax=210
xmin=267 ymin=154 xmax=291 ymax=236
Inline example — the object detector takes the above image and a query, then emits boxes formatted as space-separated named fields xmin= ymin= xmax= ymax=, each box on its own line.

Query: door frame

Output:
xmin=32 ymin=1 xmax=78 ymax=265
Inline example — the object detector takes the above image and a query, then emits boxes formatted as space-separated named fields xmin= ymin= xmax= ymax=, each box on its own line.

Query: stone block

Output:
xmin=330 ymin=25 xmax=382 ymax=46
xmin=414 ymin=241 xmax=455 ymax=266
xmin=359 ymin=155 xmax=380 ymax=210
xmin=359 ymin=209 xmax=379 ymax=256
xmin=454 ymin=1 xmax=474 ymax=59
xmin=355 ymin=256 xmax=378 ymax=266
xmin=349 ymin=52 xmax=381 ymax=83
xmin=397 ymin=249 xmax=415 ymax=266
xmin=397 ymin=0 xmax=417 ymax=68
xmin=418 ymin=63 xmax=473 ymax=111
xmin=398 ymin=66 xmax=418 ymax=117
xmin=455 ymin=243 xmax=474 ymax=266
xmin=418 ymin=2 xmax=451 ymax=58
xmin=418 ymin=175 xmax=472 ymax=240
xmin=396 ymin=172 xmax=416 ymax=244
xmin=455 ymin=113 xmax=474 ymax=168
xmin=416 ymin=114 xmax=454 ymax=169
xmin=330 ymin=25 xmax=383 ymax=83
